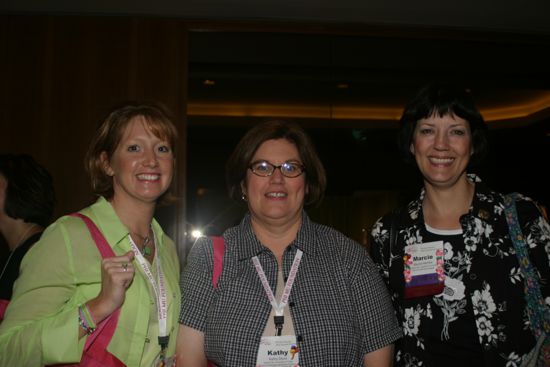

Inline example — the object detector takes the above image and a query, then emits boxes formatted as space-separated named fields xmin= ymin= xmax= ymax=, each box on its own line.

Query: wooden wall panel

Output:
xmin=0 ymin=15 xmax=188 ymax=258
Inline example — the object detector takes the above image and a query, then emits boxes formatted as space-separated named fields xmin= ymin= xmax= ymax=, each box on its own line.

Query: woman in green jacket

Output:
xmin=0 ymin=103 xmax=181 ymax=366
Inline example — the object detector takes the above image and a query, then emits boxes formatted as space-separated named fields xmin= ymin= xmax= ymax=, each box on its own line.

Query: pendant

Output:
xmin=142 ymin=245 xmax=152 ymax=256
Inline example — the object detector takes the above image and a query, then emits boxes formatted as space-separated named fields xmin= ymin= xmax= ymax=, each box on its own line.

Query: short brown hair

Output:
xmin=226 ymin=120 xmax=326 ymax=208
xmin=85 ymin=102 xmax=178 ymax=201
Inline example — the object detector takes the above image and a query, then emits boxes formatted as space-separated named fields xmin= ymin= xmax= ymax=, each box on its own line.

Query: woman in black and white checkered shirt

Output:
xmin=177 ymin=120 xmax=402 ymax=367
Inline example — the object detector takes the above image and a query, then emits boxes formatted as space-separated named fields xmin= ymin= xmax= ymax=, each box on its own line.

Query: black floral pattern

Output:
xmin=370 ymin=175 xmax=550 ymax=366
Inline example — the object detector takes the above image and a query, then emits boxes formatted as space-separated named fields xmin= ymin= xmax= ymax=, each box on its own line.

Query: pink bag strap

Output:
xmin=207 ymin=236 xmax=225 ymax=367
xmin=211 ymin=236 xmax=225 ymax=289
xmin=69 ymin=213 xmax=122 ymax=362
xmin=0 ymin=299 xmax=9 ymax=321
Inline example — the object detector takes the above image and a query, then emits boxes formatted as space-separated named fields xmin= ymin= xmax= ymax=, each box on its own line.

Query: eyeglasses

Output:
xmin=249 ymin=160 xmax=305 ymax=178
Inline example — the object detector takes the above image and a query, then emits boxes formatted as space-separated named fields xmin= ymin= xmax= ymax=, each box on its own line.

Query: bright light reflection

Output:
xmin=191 ymin=229 xmax=204 ymax=239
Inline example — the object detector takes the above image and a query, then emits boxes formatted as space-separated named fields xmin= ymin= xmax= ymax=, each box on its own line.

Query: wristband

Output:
xmin=78 ymin=304 xmax=97 ymax=335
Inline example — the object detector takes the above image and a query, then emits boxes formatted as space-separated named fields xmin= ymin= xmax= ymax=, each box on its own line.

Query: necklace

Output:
xmin=132 ymin=231 xmax=152 ymax=256
xmin=0 ymin=252 xmax=15 ymax=281
xmin=14 ymin=224 xmax=38 ymax=249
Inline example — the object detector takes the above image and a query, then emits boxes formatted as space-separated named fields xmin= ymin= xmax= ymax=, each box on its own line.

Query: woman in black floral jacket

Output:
xmin=369 ymin=83 xmax=550 ymax=367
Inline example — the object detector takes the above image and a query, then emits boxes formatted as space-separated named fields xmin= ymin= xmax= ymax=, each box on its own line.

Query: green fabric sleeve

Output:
xmin=0 ymin=218 xmax=87 ymax=365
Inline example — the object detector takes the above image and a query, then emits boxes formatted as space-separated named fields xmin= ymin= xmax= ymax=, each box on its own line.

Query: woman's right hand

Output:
xmin=86 ymin=250 xmax=136 ymax=324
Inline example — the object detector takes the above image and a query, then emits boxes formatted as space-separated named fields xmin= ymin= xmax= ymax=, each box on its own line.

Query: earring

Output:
xmin=241 ymin=192 xmax=248 ymax=202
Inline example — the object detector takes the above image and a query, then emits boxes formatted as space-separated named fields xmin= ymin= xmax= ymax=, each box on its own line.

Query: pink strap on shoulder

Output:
xmin=55 ymin=213 xmax=125 ymax=367
xmin=0 ymin=299 xmax=9 ymax=321
xmin=210 ymin=236 xmax=225 ymax=289
xmin=207 ymin=236 xmax=225 ymax=367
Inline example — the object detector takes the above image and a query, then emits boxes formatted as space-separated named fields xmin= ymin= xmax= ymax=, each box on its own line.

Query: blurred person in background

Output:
xmin=0 ymin=153 xmax=55 ymax=321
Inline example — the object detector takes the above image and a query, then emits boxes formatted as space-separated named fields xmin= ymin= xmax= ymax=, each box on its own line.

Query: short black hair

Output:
xmin=0 ymin=154 xmax=55 ymax=227
xmin=398 ymin=83 xmax=488 ymax=167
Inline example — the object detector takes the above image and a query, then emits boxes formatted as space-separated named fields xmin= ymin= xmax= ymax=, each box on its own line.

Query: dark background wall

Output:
xmin=0 ymin=15 xmax=189 ymax=259
xmin=183 ymin=30 xmax=550 ymax=247
xmin=1 ymin=14 xmax=550 ymax=262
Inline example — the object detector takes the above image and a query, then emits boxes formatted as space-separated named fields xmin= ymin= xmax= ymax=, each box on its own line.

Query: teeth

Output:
xmin=137 ymin=174 xmax=160 ymax=180
xmin=266 ymin=192 xmax=287 ymax=198
xmin=430 ymin=157 xmax=454 ymax=164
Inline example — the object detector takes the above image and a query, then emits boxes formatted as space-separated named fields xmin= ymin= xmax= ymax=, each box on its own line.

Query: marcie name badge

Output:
xmin=403 ymin=240 xmax=445 ymax=299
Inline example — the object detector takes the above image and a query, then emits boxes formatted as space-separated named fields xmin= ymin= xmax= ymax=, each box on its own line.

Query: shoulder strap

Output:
xmin=210 ymin=236 xmax=225 ymax=289
xmin=66 ymin=213 xmax=125 ymax=367
xmin=206 ymin=236 xmax=225 ymax=367
xmin=389 ymin=206 xmax=402 ymax=254
xmin=504 ymin=193 xmax=550 ymax=337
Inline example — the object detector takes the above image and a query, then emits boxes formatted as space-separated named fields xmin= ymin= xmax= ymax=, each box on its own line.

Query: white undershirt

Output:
xmin=425 ymin=223 xmax=463 ymax=236
xmin=261 ymin=269 xmax=296 ymax=337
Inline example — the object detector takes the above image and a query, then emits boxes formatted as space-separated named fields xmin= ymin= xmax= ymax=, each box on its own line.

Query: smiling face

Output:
xmin=103 ymin=116 xmax=174 ymax=209
xmin=242 ymin=138 xmax=306 ymax=227
xmin=411 ymin=113 xmax=472 ymax=190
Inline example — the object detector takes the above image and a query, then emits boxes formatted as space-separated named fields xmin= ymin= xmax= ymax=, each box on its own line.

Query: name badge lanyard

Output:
xmin=129 ymin=232 xmax=170 ymax=353
xmin=252 ymin=249 xmax=303 ymax=336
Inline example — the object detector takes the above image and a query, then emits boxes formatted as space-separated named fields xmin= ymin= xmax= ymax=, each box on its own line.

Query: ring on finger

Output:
xmin=122 ymin=263 xmax=128 ymax=272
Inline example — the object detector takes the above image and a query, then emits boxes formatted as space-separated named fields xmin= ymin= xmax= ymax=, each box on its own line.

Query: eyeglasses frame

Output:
xmin=248 ymin=160 xmax=305 ymax=178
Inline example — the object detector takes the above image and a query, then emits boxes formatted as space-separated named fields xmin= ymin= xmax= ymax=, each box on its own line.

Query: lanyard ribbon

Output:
xmin=128 ymin=231 xmax=169 ymax=349
xmin=252 ymin=249 xmax=303 ymax=322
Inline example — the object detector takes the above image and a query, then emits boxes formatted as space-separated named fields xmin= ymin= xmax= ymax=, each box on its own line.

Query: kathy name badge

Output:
xmin=403 ymin=240 xmax=445 ymax=299
xmin=256 ymin=335 xmax=300 ymax=367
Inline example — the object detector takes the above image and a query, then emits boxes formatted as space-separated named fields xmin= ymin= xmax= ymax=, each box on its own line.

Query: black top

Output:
xmin=0 ymin=232 xmax=42 ymax=300
xmin=421 ymin=229 xmax=483 ymax=366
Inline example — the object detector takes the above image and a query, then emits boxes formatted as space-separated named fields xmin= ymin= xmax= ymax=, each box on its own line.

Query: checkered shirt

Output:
xmin=179 ymin=212 xmax=402 ymax=366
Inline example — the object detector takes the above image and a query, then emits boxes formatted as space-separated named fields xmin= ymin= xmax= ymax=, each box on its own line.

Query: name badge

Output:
xmin=403 ymin=240 xmax=445 ymax=299
xmin=256 ymin=335 xmax=300 ymax=367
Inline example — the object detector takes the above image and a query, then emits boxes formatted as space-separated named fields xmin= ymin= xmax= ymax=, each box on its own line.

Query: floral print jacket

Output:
xmin=369 ymin=176 xmax=550 ymax=367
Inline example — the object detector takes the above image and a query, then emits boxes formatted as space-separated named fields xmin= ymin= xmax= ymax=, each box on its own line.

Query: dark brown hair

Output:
xmin=0 ymin=154 xmax=55 ymax=227
xmin=398 ymin=83 xmax=488 ymax=167
xmin=226 ymin=120 xmax=326 ymax=207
